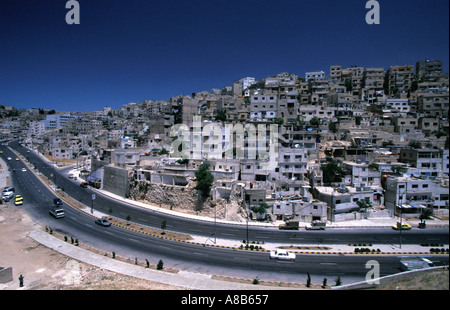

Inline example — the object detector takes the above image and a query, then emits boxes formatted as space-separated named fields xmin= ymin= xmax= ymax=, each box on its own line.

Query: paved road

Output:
xmin=5 ymin=141 xmax=449 ymax=246
xmin=1 ymin=142 xmax=448 ymax=284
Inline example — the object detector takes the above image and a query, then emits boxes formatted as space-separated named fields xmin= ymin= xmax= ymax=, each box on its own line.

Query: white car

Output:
xmin=269 ymin=250 xmax=296 ymax=261
xmin=21 ymin=168 xmax=27 ymax=172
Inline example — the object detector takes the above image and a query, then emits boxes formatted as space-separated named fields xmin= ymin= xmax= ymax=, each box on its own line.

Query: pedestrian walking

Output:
xmin=19 ymin=274 xmax=24 ymax=287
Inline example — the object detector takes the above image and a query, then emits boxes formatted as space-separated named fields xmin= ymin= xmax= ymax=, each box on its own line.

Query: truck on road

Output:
xmin=279 ymin=220 xmax=299 ymax=230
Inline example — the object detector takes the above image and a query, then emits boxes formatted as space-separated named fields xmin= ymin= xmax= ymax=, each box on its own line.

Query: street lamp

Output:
xmin=397 ymin=181 xmax=408 ymax=249
xmin=242 ymin=200 xmax=249 ymax=246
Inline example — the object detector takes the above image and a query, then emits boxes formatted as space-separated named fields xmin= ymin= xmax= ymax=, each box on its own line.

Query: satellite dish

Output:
xmin=412 ymin=172 xmax=421 ymax=178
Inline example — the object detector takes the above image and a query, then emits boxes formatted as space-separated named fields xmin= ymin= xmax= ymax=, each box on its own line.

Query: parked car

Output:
xmin=2 ymin=191 xmax=14 ymax=202
xmin=269 ymin=250 xmax=296 ymax=261
xmin=95 ymin=218 xmax=111 ymax=227
xmin=2 ymin=187 xmax=15 ymax=194
xmin=80 ymin=182 xmax=88 ymax=188
xmin=392 ymin=222 xmax=412 ymax=230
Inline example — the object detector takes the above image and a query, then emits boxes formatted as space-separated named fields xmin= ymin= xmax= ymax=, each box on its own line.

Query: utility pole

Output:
xmin=398 ymin=180 xmax=407 ymax=249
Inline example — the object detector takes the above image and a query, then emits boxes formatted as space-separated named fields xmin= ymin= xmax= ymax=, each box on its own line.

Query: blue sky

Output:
xmin=0 ymin=0 xmax=448 ymax=112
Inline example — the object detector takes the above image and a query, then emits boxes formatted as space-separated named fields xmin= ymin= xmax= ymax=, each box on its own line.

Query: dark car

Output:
xmin=95 ymin=218 xmax=111 ymax=227
xmin=80 ymin=182 xmax=88 ymax=188
xmin=53 ymin=198 xmax=63 ymax=205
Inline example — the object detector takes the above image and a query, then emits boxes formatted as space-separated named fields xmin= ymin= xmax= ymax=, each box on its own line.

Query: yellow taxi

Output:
xmin=14 ymin=195 xmax=23 ymax=206
xmin=392 ymin=222 xmax=412 ymax=230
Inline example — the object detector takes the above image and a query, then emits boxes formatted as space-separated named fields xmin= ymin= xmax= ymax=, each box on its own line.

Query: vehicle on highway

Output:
xmin=15 ymin=157 xmax=19 ymax=161
xmin=2 ymin=191 xmax=14 ymax=202
xmin=305 ymin=220 xmax=327 ymax=230
xmin=49 ymin=205 xmax=65 ymax=218
xmin=269 ymin=250 xmax=296 ymax=261
xmin=2 ymin=187 xmax=15 ymax=193
xmin=400 ymin=257 xmax=433 ymax=271
xmin=95 ymin=218 xmax=111 ymax=227
xmin=14 ymin=195 xmax=23 ymax=206
xmin=53 ymin=198 xmax=63 ymax=205
xmin=7 ymin=157 xmax=11 ymax=161
xmin=392 ymin=222 xmax=412 ymax=230
xmin=21 ymin=168 xmax=26 ymax=172
xmin=279 ymin=220 xmax=299 ymax=230
xmin=305 ymin=224 xmax=325 ymax=230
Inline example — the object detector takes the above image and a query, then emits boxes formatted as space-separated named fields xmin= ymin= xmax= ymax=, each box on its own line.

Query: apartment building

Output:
xmin=399 ymin=148 xmax=444 ymax=177
xmin=305 ymin=71 xmax=325 ymax=81
xmin=43 ymin=114 xmax=78 ymax=130
xmin=28 ymin=121 xmax=46 ymax=137
xmin=418 ymin=117 xmax=441 ymax=136
xmin=385 ymin=65 xmax=415 ymax=95
xmin=313 ymin=185 xmax=377 ymax=219
xmin=384 ymin=175 xmax=449 ymax=216
xmin=342 ymin=161 xmax=381 ymax=188
xmin=385 ymin=99 xmax=411 ymax=114
xmin=416 ymin=59 xmax=443 ymax=80
xmin=329 ymin=65 xmax=342 ymax=82
xmin=363 ymin=68 xmax=385 ymax=90
xmin=416 ymin=92 xmax=449 ymax=117
xmin=272 ymin=199 xmax=327 ymax=223
xmin=250 ymin=94 xmax=278 ymax=120
xmin=393 ymin=117 xmax=418 ymax=134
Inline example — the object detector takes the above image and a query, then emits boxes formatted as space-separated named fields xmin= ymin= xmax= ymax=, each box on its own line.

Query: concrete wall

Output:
xmin=102 ymin=166 xmax=130 ymax=198
xmin=331 ymin=266 xmax=447 ymax=290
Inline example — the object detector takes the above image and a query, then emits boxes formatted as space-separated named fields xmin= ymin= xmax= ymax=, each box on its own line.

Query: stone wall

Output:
xmin=102 ymin=166 xmax=130 ymax=198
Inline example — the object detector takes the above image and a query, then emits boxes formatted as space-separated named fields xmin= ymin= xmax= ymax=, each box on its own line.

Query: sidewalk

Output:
xmin=27 ymin=229 xmax=294 ymax=290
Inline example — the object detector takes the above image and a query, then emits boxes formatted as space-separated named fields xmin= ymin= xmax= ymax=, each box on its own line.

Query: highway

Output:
xmin=1 ymin=141 xmax=448 ymax=283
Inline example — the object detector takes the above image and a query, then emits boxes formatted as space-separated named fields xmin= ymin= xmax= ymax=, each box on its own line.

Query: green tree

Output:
xmin=158 ymin=148 xmax=169 ymax=155
xmin=161 ymin=219 xmax=167 ymax=234
xmin=408 ymin=140 xmax=422 ymax=149
xmin=310 ymin=117 xmax=320 ymax=127
xmin=320 ymin=158 xmax=343 ymax=184
xmin=328 ymin=122 xmax=339 ymax=133
xmin=356 ymin=199 xmax=373 ymax=211
xmin=272 ymin=117 xmax=284 ymax=125
xmin=214 ymin=110 xmax=227 ymax=122
xmin=419 ymin=208 xmax=433 ymax=224
xmin=195 ymin=163 xmax=214 ymax=197
xmin=250 ymin=202 xmax=270 ymax=220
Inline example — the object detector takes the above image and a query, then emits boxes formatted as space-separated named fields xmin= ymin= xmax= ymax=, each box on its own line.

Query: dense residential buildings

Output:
xmin=5 ymin=58 xmax=449 ymax=224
